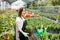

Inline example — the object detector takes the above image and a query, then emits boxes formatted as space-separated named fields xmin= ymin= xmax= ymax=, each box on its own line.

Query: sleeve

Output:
xmin=16 ymin=17 xmax=28 ymax=34
xmin=16 ymin=17 xmax=23 ymax=32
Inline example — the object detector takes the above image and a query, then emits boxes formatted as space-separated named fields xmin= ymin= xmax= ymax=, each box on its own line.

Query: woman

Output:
xmin=16 ymin=7 xmax=29 ymax=40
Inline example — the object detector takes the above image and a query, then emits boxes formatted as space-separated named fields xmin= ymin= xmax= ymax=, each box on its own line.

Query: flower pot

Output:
xmin=25 ymin=30 xmax=32 ymax=36
xmin=5 ymin=37 xmax=10 ymax=40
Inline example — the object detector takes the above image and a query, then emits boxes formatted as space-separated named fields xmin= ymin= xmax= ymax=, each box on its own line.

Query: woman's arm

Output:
xmin=16 ymin=21 xmax=29 ymax=37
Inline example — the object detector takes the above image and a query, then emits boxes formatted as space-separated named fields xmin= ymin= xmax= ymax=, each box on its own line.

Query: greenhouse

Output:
xmin=0 ymin=0 xmax=60 ymax=40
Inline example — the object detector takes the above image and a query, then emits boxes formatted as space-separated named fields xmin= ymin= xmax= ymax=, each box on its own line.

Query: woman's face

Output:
xmin=22 ymin=8 xmax=26 ymax=16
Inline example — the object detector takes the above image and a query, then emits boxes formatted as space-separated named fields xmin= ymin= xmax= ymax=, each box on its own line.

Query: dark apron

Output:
xmin=18 ymin=20 xmax=28 ymax=40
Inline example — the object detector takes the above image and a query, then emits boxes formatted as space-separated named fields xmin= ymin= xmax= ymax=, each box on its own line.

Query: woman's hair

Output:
xmin=18 ymin=8 xmax=23 ymax=17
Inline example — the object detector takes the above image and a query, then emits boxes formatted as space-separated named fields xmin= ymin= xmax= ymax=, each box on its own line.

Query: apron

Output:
xmin=18 ymin=20 xmax=28 ymax=40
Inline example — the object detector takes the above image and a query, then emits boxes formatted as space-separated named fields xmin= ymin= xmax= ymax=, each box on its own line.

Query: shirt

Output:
xmin=16 ymin=17 xmax=25 ymax=30
xmin=16 ymin=17 xmax=25 ymax=40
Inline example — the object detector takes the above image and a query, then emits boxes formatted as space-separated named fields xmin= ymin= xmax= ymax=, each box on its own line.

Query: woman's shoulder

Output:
xmin=16 ymin=17 xmax=21 ymax=22
xmin=16 ymin=17 xmax=21 ymax=19
xmin=16 ymin=17 xmax=25 ymax=22
xmin=16 ymin=17 xmax=20 ymax=19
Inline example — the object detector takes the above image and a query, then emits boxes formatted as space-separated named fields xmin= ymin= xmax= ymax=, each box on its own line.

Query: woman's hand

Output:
xmin=23 ymin=32 xmax=29 ymax=37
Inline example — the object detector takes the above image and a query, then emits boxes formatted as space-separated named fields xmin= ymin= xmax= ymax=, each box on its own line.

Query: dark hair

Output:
xmin=18 ymin=8 xmax=23 ymax=17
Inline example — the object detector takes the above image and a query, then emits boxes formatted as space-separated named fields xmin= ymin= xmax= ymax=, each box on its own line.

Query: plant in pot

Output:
xmin=4 ymin=33 xmax=10 ymax=40
xmin=26 ymin=25 xmax=33 ymax=36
